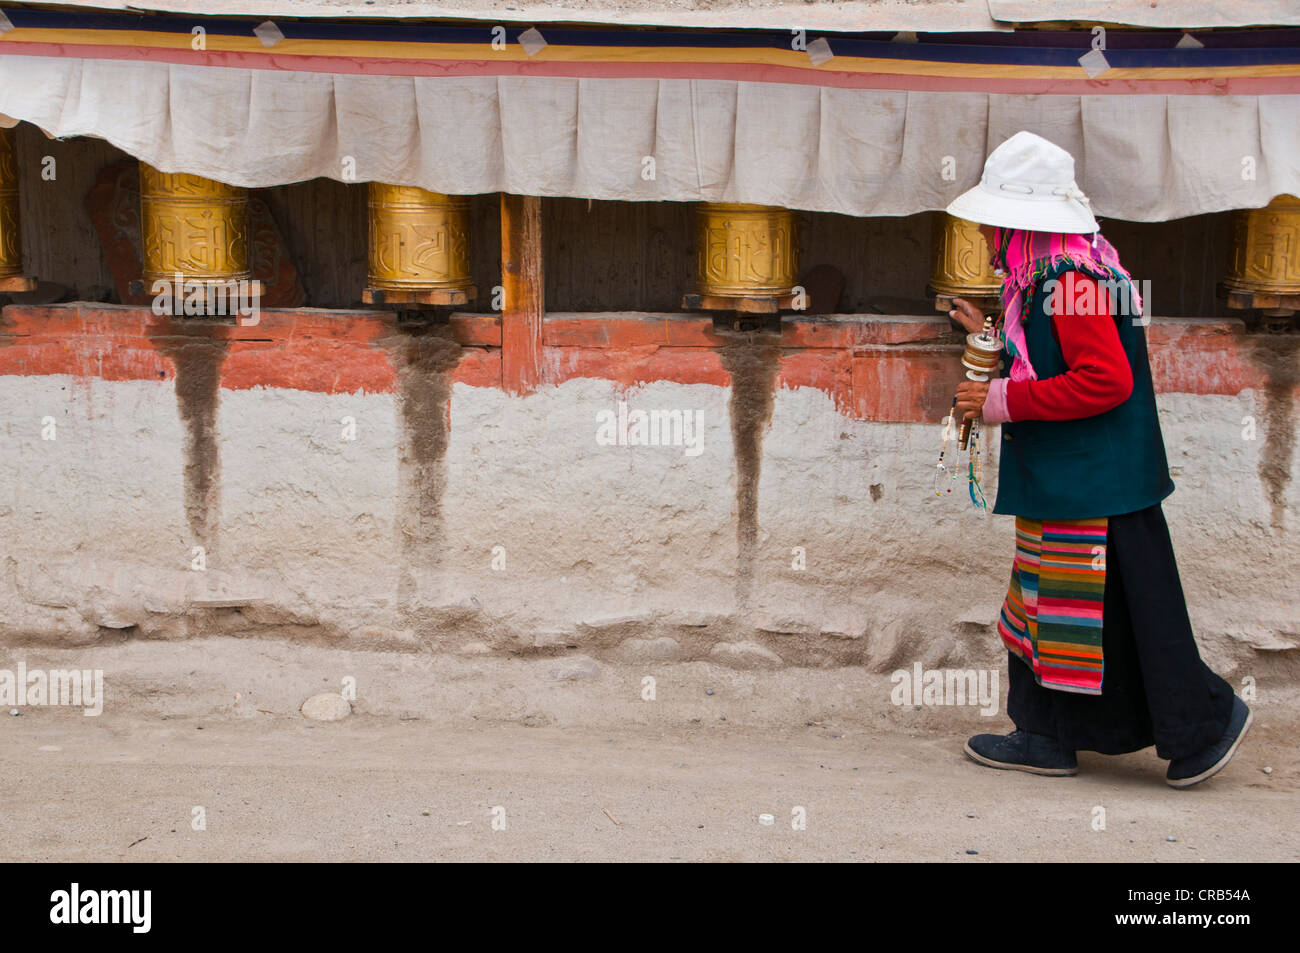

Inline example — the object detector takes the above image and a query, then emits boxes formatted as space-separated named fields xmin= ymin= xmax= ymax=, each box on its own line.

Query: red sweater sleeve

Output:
xmin=1004 ymin=273 xmax=1134 ymax=422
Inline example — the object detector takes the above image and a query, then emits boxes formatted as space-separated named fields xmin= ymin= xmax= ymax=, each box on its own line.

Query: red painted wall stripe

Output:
xmin=0 ymin=305 xmax=1294 ymax=423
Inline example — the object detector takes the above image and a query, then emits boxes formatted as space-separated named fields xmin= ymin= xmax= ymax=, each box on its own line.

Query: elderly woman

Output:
xmin=945 ymin=131 xmax=1249 ymax=788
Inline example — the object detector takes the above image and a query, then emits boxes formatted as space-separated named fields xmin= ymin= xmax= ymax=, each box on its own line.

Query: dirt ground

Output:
xmin=0 ymin=638 xmax=1295 ymax=862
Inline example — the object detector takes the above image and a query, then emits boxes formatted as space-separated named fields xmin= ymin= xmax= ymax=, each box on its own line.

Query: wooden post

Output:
xmin=500 ymin=193 xmax=544 ymax=395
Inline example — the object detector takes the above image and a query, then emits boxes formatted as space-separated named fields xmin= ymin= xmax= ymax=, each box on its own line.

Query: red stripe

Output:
xmin=2 ymin=45 xmax=1299 ymax=95
xmin=3 ymin=306 xmax=1297 ymax=409
xmin=1040 ymin=597 xmax=1105 ymax=611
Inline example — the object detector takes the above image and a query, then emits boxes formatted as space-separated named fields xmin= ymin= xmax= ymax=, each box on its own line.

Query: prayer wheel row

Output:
xmin=932 ymin=196 xmax=1300 ymax=319
xmin=11 ymin=160 xmax=808 ymax=300
xmin=691 ymin=199 xmax=1287 ymax=310
xmin=136 ymin=176 xmax=807 ymax=303
xmin=123 ymin=181 xmax=1300 ymax=313
xmin=137 ymin=168 xmax=477 ymax=295
xmin=1 ymin=130 xmax=1297 ymax=311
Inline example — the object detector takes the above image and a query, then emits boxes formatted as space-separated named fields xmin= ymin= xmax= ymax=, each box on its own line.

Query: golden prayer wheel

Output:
xmin=1224 ymin=194 xmax=1300 ymax=296
xmin=139 ymin=164 xmax=251 ymax=283
xmin=695 ymin=202 xmax=798 ymax=297
xmin=0 ymin=126 xmax=23 ymax=279
xmin=930 ymin=213 xmax=1003 ymax=300
xmin=367 ymin=184 xmax=472 ymax=291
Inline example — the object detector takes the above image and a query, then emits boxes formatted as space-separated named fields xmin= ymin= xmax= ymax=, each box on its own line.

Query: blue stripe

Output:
xmin=2 ymin=8 xmax=1299 ymax=69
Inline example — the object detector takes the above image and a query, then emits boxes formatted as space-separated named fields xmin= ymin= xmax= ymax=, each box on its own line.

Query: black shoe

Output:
xmin=1166 ymin=696 xmax=1253 ymax=789
xmin=963 ymin=730 xmax=1078 ymax=776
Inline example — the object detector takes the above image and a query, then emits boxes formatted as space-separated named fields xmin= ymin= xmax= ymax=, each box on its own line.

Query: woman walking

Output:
xmin=946 ymin=131 xmax=1250 ymax=788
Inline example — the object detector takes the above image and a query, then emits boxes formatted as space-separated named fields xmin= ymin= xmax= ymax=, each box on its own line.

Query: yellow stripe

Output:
xmin=2 ymin=29 xmax=1299 ymax=81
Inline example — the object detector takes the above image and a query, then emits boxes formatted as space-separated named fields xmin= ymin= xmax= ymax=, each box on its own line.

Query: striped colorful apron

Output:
xmin=997 ymin=516 xmax=1108 ymax=695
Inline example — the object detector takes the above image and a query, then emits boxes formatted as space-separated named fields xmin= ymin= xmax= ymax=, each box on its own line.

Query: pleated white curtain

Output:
xmin=2 ymin=54 xmax=1298 ymax=221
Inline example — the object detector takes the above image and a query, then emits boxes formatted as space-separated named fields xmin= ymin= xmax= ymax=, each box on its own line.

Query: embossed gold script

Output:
xmin=367 ymin=184 xmax=471 ymax=290
xmin=696 ymin=203 xmax=797 ymax=296
xmin=139 ymin=165 xmax=251 ymax=282
xmin=931 ymin=214 xmax=1003 ymax=299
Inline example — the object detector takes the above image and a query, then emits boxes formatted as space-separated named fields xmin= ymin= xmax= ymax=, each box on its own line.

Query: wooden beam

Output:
xmin=500 ymin=193 xmax=544 ymax=394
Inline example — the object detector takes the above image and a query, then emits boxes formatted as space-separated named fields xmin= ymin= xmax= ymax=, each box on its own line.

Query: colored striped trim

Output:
xmin=1 ymin=10 xmax=1298 ymax=94
xmin=997 ymin=515 xmax=1108 ymax=695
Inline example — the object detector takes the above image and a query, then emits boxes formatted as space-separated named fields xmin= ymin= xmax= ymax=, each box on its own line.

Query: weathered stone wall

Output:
xmin=0 ymin=305 xmax=1295 ymax=682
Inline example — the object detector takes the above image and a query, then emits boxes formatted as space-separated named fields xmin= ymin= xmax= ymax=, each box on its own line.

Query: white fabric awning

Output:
xmin=2 ymin=55 xmax=1298 ymax=222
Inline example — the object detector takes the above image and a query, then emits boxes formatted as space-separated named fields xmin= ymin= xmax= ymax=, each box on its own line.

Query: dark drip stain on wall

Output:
xmin=148 ymin=320 xmax=229 ymax=553
xmin=1250 ymin=336 xmax=1299 ymax=532
xmin=391 ymin=321 xmax=464 ymax=615
xmin=718 ymin=337 xmax=782 ymax=615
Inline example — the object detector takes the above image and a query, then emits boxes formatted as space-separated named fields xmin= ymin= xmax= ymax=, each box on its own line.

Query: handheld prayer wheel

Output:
xmin=139 ymin=164 xmax=251 ymax=284
xmin=695 ymin=203 xmax=798 ymax=297
xmin=0 ymin=126 xmax=24 ymax=280
xmin=367 ymin=184 xmax=472 ymax=292
xmin=1224 ymin=194 xmax=1300 ymax=331
xmin=958 ymin=316 xmax=1002 ymax=450
xmin=931 ymin=213 xmax=1002 ymax=309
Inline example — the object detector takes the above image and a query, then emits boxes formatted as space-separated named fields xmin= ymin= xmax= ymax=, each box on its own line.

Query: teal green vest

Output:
xmin=993 ymin=265 xmax=1175 ymax=520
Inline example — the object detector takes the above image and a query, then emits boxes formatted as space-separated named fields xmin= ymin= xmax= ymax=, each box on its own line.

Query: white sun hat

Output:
xmin=946 ymin=131 xmax=1099 ymax=234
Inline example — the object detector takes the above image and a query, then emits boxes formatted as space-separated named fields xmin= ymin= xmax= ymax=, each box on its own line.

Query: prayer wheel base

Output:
xmin=128 ymin=278 xmax=263 ymax=315
xmin=362 ymin=286 xmax=476 ymax=307
xmin=1223 ymin=288 xmax=1297 ymax=333
xmin=933 ymin=292 xmax=1000 ymax=315
xmin=681 ymin=291 xmax=800 ymax=314
xmin=1224 ymin=288 xmax=1300 ymax=314
xmin=0 ymin=275 xmax=37 ymax=293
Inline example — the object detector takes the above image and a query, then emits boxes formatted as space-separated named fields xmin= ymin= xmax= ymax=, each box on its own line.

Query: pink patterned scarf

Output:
xmin=990 ymin=227 xmax=1140 ymax=382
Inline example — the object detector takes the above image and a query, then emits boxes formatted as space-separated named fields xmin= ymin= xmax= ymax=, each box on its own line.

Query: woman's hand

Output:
xmin=955 ymin=380 xmax=990 ymax=421
xmin=949 ymin=297 xmax=986 ymax=335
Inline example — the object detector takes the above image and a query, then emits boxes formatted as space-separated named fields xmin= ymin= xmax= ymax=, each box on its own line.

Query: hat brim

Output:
xmin=946 ymin=183 xmax=1099 ymax=234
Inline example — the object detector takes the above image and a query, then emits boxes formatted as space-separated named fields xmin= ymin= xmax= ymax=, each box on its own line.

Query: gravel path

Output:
xmin=0 ymin=639 xmax=1292 ymax=862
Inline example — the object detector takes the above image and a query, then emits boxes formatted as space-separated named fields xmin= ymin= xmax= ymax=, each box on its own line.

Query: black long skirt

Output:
xmin=1006 ymin=503 xmax=1236 ymax=761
